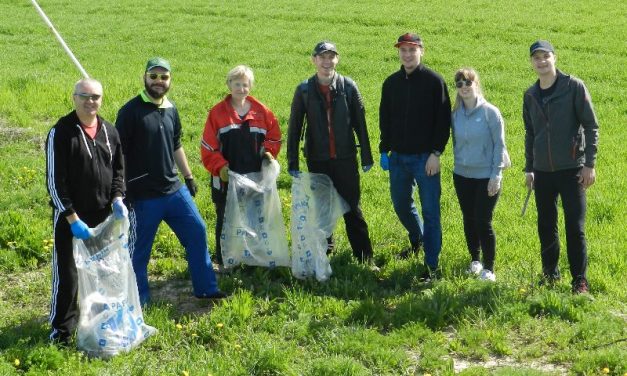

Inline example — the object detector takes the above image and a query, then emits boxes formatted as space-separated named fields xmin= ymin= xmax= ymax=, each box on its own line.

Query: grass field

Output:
xmin=1 ymin=0 xmax=626 ymax=374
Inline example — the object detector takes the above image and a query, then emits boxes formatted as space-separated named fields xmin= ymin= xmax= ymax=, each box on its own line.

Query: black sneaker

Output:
xmin=419 ymin=266 xmax=440 ymax=283
xmin=572 ymin=277 xmax=590 ymax=294
xmin=195 ymin=291 xmax=229 ymax=300
xmin=326 ymin=235 xmax=335 ymax=255
xmin=538 ymin=271 xmax=561 ymax=287
xmin=399 ymin=241 xmax=422 ymax=259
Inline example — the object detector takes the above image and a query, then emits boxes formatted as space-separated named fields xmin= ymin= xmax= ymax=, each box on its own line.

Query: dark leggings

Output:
xmin=453 ymin=173 xmax=500 ymax=271
xmin=534 ymin=168 xmax=587 ymax=282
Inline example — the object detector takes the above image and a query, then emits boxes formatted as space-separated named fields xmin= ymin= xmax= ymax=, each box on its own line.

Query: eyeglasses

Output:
xmin=455 ymin=80 xmax=473 ymax=88
xmin=74 ymin=93 xmax=102 ymax=101
xmin=147 ymin=73 xmax=171 ymax=81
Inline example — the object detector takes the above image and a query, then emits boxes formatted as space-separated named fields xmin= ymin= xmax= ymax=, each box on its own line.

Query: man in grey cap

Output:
xmin=116 ymin=57 xmax=226 ymax=304
xmin=523 ymin=40 xmax=599 ymax=294
xmin=287 ymin=41 xmax=375 ymax=266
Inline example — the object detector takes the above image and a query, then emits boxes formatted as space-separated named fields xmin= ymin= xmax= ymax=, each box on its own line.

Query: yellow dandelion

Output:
xmin=216 ymin=323 xmax=224 ymax=329
xmin=601 ymin=367 xmax=609 ymax=374
xmin=14 ymin=359 xmax=20 ymax=366
xmin=182 ymin=371 xmax=189 ymax=376
xmin=176 ymin=323 xmax=183 ymax=330
xmin=234 ymin=344 xmax=241 ymax=350
xmin=519 ymin=288 xmax=527 ymax=293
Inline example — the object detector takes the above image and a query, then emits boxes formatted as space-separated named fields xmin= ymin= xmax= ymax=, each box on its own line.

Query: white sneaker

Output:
xmin=480 ymin=269 xmax=496 ymax=282
xmin=467 ymin=261 xmax=483 ymax=275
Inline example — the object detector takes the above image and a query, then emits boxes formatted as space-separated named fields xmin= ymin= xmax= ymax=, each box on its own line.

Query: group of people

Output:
xmin=45 ymin=33 xmax=599 ymax=345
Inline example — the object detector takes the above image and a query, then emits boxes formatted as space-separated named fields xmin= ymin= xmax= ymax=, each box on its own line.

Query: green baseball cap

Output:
xmin=145 ymin=57 xmax=171 ymax=72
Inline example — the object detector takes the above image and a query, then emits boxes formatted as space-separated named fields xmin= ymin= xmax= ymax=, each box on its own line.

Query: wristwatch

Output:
xmin=432 ymin=150 xmax=442 ymax=157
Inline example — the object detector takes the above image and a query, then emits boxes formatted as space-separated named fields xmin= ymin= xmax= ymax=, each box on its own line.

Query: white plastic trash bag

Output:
xmin=291 ymin=172 xmax=350 ymax=281
xmin=73 ymin=215 xmax=156 ymax=358
xmin=221 ymin=159 xmax=290 ymax=269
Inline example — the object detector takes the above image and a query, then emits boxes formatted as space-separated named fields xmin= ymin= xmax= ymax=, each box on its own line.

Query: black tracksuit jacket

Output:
xmin=45 ymin=111 xmax=125 ymax=217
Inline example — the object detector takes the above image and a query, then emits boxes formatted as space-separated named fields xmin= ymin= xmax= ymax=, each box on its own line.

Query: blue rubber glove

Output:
xmin=70 ymin=219 xmax=92 ymax=240
xmin=362 ymin=164 xmax=373 ymax=173
xmin=112 ymin=197 xmax=128 ymax=219
xmin=380 ymin=153 xmax=390 ymax=171
xmin=288 ymin=170 xmax=301 ymax=178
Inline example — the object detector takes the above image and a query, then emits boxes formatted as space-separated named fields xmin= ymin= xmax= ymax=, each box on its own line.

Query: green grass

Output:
xmin=1 ymin=0 xmax=626 ymax=374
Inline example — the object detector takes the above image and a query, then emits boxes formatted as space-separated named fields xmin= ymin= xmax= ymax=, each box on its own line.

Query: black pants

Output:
xmin=534 ymin=168 xmax=587 ymax=282
xmin=453 ymin=173 xmax=500 ymax=271
xmin=213 ymin=196 xmax=226 ymax=265
xmin=50 ymin=207 xmax=110 ymax=342
xmin=307 ymin=157 xmax=373 ymax=261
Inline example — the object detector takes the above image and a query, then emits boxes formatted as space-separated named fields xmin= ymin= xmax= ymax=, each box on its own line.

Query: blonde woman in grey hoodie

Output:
xmin=451 ymin=68 xmax=507 ymax=282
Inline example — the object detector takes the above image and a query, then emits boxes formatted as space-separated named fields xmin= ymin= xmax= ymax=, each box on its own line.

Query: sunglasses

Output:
xmin=455 ymin=80 xmax=473 ymax=88
xmin=147 ymin=73 xmax=171 ymax=81
xmin=74 ymin=93 xmax=102 ymax=101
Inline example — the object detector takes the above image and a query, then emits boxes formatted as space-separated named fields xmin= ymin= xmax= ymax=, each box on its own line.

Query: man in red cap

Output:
xmin=379 ymin=33 xmax=451 ymax=281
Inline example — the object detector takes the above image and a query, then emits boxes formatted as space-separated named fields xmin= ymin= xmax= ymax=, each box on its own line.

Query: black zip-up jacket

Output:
xmin=379 ymin=64 xmax=451 ymax=155
xmin=523 ymin=70 xmax=599 ymax=172
xmin=115 ymin=93 xmax=183 ymax=200
xmin=45 ymin=111 xmax=125 ymax=217
xmin=287 ymin=73 xmax=373 ymax=171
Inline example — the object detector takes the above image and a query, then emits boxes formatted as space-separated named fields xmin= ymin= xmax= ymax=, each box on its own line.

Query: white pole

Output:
xmin=31 ymin=0 xmax=89 ymax=78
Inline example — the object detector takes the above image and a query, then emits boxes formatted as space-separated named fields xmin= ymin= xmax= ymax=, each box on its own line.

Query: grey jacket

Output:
xmin=523 ymin=70 xmax=599 ymax=172
xmin=452 ymin=97 xmax=506 ymax=179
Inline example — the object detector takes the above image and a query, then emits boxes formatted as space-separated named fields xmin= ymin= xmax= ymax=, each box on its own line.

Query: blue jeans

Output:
xmin=389 ymin=152 xmax=442 ymax=268
xmin=129 ymin=186 xmax=219 ymax=305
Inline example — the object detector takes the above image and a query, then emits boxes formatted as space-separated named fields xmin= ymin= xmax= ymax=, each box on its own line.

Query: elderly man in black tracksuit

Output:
xmin=45 ymin=78 xmax=126 ymax=345
xmin=287 ymin=41 xmax=375 ymax=264
xmin=523 ymin=40 xmax=599 ymax=294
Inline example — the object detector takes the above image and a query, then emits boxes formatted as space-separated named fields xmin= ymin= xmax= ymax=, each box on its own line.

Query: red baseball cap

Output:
xmin=394 ymin=33 xmax=423 ymax=48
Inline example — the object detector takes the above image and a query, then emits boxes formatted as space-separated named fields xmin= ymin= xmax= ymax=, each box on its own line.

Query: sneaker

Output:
xmin=399 ymin=241 xmax=422 ymax=259
xmin=479 ymin=269 xmax=496 ymax=282
xmin=419 ymin=266 xmax=440 ymax=283
xmin=467 ymin=261 xmax=483 ymax=275
xmin=572 ymin=277 xmax=589 ymax=294
xmin=195 ymin=291 xmax=229 ymax=300
xmin=538 ymin=272 xmax=561 ymax=287
xmin=369 ymin=264 xmax=381 ymax=273
xmin=212 ymin=263 xmax=229 ymax=274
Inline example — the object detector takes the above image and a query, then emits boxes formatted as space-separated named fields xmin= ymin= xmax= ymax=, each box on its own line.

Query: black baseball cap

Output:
xmin=395 ymin=33 xmax=423 ymax=48
xmin=312 ymin=41 xmax=338 ymax=56
xmin=529 ymin=40 xmax=554 ymax=56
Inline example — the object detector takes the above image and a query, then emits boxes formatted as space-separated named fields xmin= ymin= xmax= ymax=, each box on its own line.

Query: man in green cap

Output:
xmin=116 ymin=57 xmax=226 ymax=305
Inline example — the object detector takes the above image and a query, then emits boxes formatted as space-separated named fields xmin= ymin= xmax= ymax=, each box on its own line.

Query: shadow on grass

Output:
xmin=0 ymin=315 xmax=48 ymax=349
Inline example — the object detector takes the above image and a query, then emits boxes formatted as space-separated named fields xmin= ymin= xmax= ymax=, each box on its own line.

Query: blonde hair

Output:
xmin=226 ymin=65 xmax=254 ymax=87
xmin=452 ymin=67 xmax=483 ymax=111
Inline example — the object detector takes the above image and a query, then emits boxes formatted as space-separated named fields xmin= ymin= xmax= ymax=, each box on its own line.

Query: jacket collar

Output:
xmin=400 ymin=64 xmax=424 ymax=77
xmin=530 ymin=69 xmax=571 ymax=99
xmin=460 ymin=96 xmax=487 ymax=116
xmin=313 ymin=72 xmax=339 ymax=91
xmin=139 ymin=90 xmax=173 ymax=108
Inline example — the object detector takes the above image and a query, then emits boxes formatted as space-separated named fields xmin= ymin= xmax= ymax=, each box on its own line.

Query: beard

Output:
xmin=144 ymin=79 xmax=170 ymax=99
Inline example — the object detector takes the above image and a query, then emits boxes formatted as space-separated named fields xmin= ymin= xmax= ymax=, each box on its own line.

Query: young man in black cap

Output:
xmin=523 ymin=40 xmax=599 ymax=294
xmin=287 ymin=41 xmax=375 ymax=266
xmin=379 ymin=33 xmax=451 ymax=281
xmin=116 ymin=57 xmax=226 ymax=304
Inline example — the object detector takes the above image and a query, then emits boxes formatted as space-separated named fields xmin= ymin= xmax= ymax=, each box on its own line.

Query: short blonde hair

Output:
xmin=226 ymin=65 xmax=254 ymax=87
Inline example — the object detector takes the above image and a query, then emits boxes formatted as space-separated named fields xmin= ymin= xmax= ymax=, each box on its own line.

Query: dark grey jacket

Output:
xmin=287 ymin=73 xmax=373 ymax=171
xmin=523 ymin=70 xmax=599 ymax=172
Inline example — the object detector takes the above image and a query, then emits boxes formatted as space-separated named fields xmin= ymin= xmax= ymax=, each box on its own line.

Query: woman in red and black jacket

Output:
xmin=201 ymin=65 xmax=281 ymax=266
